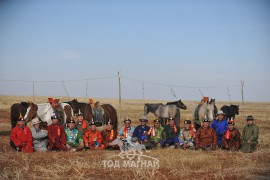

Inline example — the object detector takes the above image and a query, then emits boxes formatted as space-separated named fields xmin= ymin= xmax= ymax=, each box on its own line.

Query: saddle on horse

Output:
xmin=89 ymin=99 xmax=104 ymax=125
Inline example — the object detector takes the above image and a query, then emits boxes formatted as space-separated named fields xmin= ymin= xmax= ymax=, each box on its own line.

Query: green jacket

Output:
xmin=163 ymin=125 xmax=180 ymax=140
xmin=148 ymin=126 xmax=165 ymax=143
xmin=242 ymin=124 xmax=259 ymax=143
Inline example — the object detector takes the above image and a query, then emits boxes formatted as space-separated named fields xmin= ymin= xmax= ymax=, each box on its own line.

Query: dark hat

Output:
xmin=67 ymin=119 xmax=75 ymax=124
xmin=168 ymin=117 xmax=175 ymax=121
xmin=202 ymin=116 xmax=210 ymax=122
xmin=18 ymin=113 xmax=25 ymax=122
xmin=51 ymin=113 xmax=59 ymax=120
xmin=184 ymin=117 xmax=191 ymax=124
xmin=106 ymin=119 xmax=113 ymax=125
xmin=228 ymin=118 xmax=235 ymax=125
xmin=184 ymin=120 xmax=191 ymax=124
xmin=246 ymin=115 xmax=254 ymax=121
xmin=139 ymin=116 xmax=148 ymax=122
xmin=154 ymin=119 xmax=160 ymax=123
xmin=89 ymin=118 xmax=96 ymax=126
xmin=124 ymin=117 xmax=131 ymax=123
xmin=77 ymin=109 xmax=83 ymax=116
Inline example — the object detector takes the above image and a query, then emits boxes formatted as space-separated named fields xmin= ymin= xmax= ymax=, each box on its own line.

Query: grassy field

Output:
xmin=0 ymin=95 xmax=270 ymax=179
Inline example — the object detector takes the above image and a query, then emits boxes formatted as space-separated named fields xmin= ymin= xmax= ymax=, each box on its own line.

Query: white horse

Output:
xmin=193 ymin=101 xmax=215 ymax=129
xmin=24 ymin=102 xmax=73 ymax=126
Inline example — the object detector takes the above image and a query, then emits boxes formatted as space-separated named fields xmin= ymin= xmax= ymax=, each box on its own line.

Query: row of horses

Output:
xmin=144 ymin=99 xmax=239 ymax=129
xmin=10 ymin=99 xmax=118 ymax=130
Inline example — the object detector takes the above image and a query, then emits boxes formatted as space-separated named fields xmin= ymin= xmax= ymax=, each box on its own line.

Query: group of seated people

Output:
xmin=10 ymin=110 xmax=259 ymax=153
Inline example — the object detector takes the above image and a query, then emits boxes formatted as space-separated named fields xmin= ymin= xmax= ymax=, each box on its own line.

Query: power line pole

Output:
xmin=241 ymin=81 xmax=244 ymax=104
xmin=32 ymin=81 xmax=35 ymax=102
xmin=142 ymin=81 xmax=145 ymax=100
xmin=118 ymin=71 xmax=122 ymax=127
xmin=241 ymin=80 xmax=245 ymax=120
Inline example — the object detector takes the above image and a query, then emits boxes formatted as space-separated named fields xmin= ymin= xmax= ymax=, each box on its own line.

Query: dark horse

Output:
xmin=65 ymin=99 xmax=118 ymax=130
xmin=10 ymin=102 xmax=38 ymax=129
xmin=11 ymin=102 xmax=28 ymax=129
xmin=221 ymin=105 xmax=239 ymax=119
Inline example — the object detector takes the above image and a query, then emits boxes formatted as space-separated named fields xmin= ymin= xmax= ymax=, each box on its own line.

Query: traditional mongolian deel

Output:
xmin=195 ymin=126 xmax=217 ymax=150
xmin=65 ymin=128 xmax=83 ymax=147
xmin=10 ymin=125 xmax=34 ymax=153
xmin=221 ymin=127 xmax=241 ymax=150
xmin=83 ymin=129 xmax=105 ymax=150
xmin=47 ymin=123 xmax=67 ymax=151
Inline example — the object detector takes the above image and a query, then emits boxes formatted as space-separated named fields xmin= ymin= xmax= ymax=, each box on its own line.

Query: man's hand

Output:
xmin=143 ymin=139 xmax=149 ymax=143
xmin=247 ymin=140 xmax=251 ymax=144
xmin=52 ymin=139 xmax=55 ymax=143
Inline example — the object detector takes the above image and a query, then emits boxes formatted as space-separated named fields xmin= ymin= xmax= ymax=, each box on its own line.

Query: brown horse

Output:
xmin=65 ymin=99 xmax=118 ymax=130
xmin=65 ymin=99 xmax=94 ymax=122
xmin=10 ymin=102 xmax=38 ymax=129
xmin=100 ymin=104 xmax=118 ymax=130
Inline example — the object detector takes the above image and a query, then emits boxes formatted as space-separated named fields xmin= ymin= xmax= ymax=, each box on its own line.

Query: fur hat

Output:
xmin=228 ymin=118 xmax=235 ymax=125
xmin=168 ymin=117 xmax=175 ymax=121
xmin=202 ymin=116 xmax=210 ymax=122
xmin=51 ymin=112 xmax=58 ymax=120
xmin=124 ymin=117 xmax=131 ymax=123
xmin=89 ymin=118 xmax=96 ymax=126
xmin=77 ymin=109 xmax=83 ymax=116
xmin=18 ymin=113 xmax=25 ymax=122
xmin=67 ymin=119 xmax=75 ymax=124
xmin=106 ymin=119 xmax=113 ymax=125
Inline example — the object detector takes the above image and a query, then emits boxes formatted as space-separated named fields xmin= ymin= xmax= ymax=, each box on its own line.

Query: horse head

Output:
xmin=209 ymin=98 xmax=215 ymax=105
xmin=144 ymin=104 xmax=150 ymax=116
xmin=177 ymin=99 xmax=187 ymax=110
xmin=230 ymin=105 xmax=239 ymax=115
xmin=166 ymin=99 xmax=187 ymax=110
xmin=24 ymin=102 xmax=38 ymax=122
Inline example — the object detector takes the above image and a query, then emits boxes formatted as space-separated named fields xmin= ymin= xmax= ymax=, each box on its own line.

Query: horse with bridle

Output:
xmin=220 ymin=105 xmax=239 ymax=119
xmin=193 ymin=99 xmax=216 ymax=130
xmin=144 ymin=99 xmax=187 ymax=127
xmin=65 ymin=99 xmax=118 ymax=130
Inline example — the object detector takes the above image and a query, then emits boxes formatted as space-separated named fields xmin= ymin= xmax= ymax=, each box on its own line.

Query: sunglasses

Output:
xmin=125 ymin=123 xmax=131 ymax=125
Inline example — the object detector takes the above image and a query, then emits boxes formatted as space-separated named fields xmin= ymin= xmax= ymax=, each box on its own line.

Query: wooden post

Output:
xmin=118 ymin=71 xmax=122 ymax=129
xmin=32 ymin=81 xmax=35 ymax=102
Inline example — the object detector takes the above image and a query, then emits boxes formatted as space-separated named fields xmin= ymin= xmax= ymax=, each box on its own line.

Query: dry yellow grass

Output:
xmin=0 ymin=95 xmax=270 ymax=179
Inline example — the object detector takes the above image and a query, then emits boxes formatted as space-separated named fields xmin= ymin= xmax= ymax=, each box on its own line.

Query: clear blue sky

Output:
xmin=0 ymin=0 xmax=269 ymax=102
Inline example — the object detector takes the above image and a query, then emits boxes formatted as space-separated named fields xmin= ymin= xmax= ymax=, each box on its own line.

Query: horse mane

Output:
xmin=20 ymin=102 xmax=28 ymax=108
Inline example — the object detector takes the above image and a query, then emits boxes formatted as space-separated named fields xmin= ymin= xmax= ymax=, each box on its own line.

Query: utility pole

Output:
xmin=241 ymin=81 xmax=244 ymax=104
xmin=241 ymin=81 xmax=245 ymax=120
xmin=32 ymin=81 xmax=35 ymax=102
xmin=118 ymin=71 xmax=122 ymax=128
